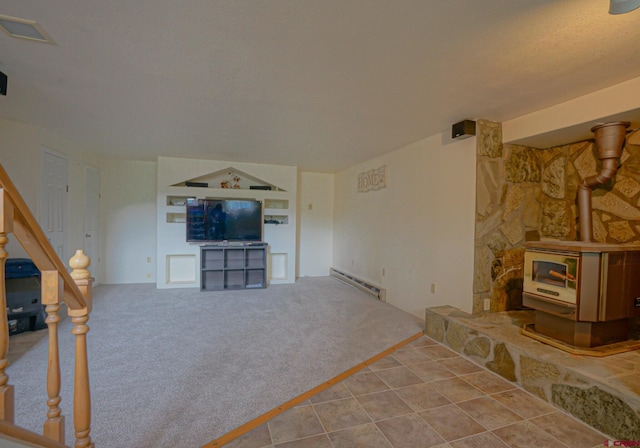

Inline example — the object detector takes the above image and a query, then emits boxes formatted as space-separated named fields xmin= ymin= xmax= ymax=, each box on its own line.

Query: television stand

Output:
xmin=200 ymin=245 xmax=268 ymax=291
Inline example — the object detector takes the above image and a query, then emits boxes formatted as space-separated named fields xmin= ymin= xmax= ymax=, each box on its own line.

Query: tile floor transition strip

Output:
xmin=203 ymin=331 xmax=425 ymax=448
xmin=216 ymin=334 xmax=612 ymax=448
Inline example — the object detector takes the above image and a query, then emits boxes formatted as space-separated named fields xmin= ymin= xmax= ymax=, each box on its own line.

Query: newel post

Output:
xmin=0 ymin=188 xmax=15 ymax=423
xmin=69 ymin=250 xmax=94 ymax=448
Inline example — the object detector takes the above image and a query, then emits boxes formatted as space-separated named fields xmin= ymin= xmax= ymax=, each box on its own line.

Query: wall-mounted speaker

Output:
xmin=0 ymin=71 xmax=6 ymax=96
xmin=452 ymin=119 xmax=476 ymax=139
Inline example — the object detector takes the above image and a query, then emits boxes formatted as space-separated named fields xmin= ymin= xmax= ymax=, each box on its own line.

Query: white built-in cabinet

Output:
xmin=156 ymin=157 xmax=297 ymax=289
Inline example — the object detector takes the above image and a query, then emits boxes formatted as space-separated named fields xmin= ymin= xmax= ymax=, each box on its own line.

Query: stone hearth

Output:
xmin=425 ymin=306 xmax=640 ymax=440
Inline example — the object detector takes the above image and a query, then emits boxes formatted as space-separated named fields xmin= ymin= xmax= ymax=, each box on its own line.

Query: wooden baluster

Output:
xmin=42 ymin=270 xmax=65 ymax=443
xmin=70 ymin=311 xmax=91 ymax=448
xmin=0 ymin=189 xmax=15 ymax=423
xmin=69 ymin=250 xmax=94 ymax=448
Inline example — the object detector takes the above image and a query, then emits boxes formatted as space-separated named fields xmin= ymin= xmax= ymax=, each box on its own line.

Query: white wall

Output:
xmin=100 ymin=160 xmax=157 ymax=284
xmin=297 ymin=171 xmax=334 ymax=277
xmin=0 ymin=118 xmax=101 ymax=271
xmin=333 ymin=133 xmax=477 ymax=318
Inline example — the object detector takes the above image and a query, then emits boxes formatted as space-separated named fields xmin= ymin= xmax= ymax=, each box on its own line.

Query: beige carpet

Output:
xmin=7 ymin=277 xmax=423 ymax=448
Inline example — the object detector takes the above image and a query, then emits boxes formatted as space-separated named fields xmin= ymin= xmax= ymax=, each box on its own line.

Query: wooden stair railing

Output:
xmin=0 ymin=163 xmax=94 ymax=448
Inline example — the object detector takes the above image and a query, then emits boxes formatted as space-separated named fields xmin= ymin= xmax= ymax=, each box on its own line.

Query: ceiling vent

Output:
xmin=0 ymin=15 xmax=55 ymax=44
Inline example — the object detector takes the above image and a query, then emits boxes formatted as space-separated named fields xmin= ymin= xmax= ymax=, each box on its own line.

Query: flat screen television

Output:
xmin=186 ymin=198 xmax=263 ymax=243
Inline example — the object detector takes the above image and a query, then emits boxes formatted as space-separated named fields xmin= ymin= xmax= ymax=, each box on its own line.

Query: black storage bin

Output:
xmin=5 ymin=258 xmax=46 ymax=335
xmin=8 ymin=314 xmax=44 ymax=335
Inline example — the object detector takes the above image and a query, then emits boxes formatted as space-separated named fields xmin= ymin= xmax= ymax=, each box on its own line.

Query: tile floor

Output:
xmin=223 ymin=335 xmax=610 ymax=448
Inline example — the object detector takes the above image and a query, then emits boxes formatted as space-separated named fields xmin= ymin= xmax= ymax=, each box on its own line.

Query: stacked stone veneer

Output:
xmin=474 ymin=120 xmax=640 ymax=313
xmin=425 ymin=306 xmax=640 ymax=440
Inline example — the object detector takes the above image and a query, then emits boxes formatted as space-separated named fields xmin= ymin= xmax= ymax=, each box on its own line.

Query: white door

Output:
xmin=84 ymin=166 xmax=101 ymax=284
xmin=40 ymin=150 xmax=68 ymax=262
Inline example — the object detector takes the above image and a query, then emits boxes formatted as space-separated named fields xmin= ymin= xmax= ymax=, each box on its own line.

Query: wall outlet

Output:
xmin=146 ymin=256 xmax=152 ymax=263
xmin=430 ymin=283 xmax=436 ymax=294
xmin=382 ymin=268 xmax=385 ymax=277
xmin=484 ymin=298 xmax=491 ymax=311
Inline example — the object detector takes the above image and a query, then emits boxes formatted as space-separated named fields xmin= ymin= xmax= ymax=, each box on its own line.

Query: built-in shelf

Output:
xmin=264 ymin=199 xmax=289 ymax=225
xmin=166 ymin=195 xmax=193 ymax=206
xmin=166 ymin=213 xmax=186 ymax=223
xmin=170 ymin=167 xmax=287 ymax=191
xmin=264 ymin=199 xmax=288 ymax=209
xmin=264 ymin=215 xmax=288 ymax=225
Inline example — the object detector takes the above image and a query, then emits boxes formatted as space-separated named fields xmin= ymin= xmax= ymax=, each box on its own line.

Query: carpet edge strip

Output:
xmin=202 ymin=330 xmax=425 ymax=448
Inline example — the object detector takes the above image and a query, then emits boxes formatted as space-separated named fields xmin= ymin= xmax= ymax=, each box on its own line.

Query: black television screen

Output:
xmin=186 ymin=198 xmax=263 ymax=243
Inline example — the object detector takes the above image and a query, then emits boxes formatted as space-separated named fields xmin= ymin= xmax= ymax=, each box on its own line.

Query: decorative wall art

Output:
xmin=358 ymin=165 xmax=387 ymax=192
xmin=220 ymin=173 xmax=242 ymax=189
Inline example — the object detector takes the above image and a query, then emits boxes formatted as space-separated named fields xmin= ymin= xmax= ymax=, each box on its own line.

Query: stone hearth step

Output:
xmin=425 ymin=306 xmax=640 ymax=441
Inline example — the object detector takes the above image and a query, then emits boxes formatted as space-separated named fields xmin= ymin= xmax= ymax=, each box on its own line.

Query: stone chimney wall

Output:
xmin=473 ymin=120 xmax=640 ymax=314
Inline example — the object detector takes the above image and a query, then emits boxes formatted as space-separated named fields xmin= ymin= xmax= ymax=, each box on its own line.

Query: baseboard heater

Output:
xmin=330 ymin=268 xmax=386 ymax=302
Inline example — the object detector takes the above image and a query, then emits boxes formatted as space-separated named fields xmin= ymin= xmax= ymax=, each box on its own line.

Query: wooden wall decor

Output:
xmin=358 ymin=165 xmax=386 ymax=192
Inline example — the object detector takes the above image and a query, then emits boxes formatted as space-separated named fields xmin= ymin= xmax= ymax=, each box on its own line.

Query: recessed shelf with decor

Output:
xmin=172 ymin=167 xmax=286 ymax=192
xmin=264 ymin=215 xmax=288 ymax=225
xmin=166 ymin=196 xmax=193 ymax=206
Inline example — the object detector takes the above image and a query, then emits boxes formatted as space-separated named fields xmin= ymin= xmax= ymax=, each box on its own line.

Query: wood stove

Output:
xmin=523 ymin=241 xmax=640 ymax=347
xmin=523 ymin=122 xmax=640 ymax=350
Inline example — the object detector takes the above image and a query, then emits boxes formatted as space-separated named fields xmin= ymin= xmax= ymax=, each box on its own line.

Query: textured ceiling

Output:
xmin=1 ymin=0 xmax=640 ymax=172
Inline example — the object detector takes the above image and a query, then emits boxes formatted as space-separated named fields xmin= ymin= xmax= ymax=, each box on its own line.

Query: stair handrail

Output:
xmin=0 ymin=163 xmax=93 ymax=448
xmin=0 ymin=164 xmax=87 ymax=310
xmin=0 ymin=418 xmax=68 ymax=448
